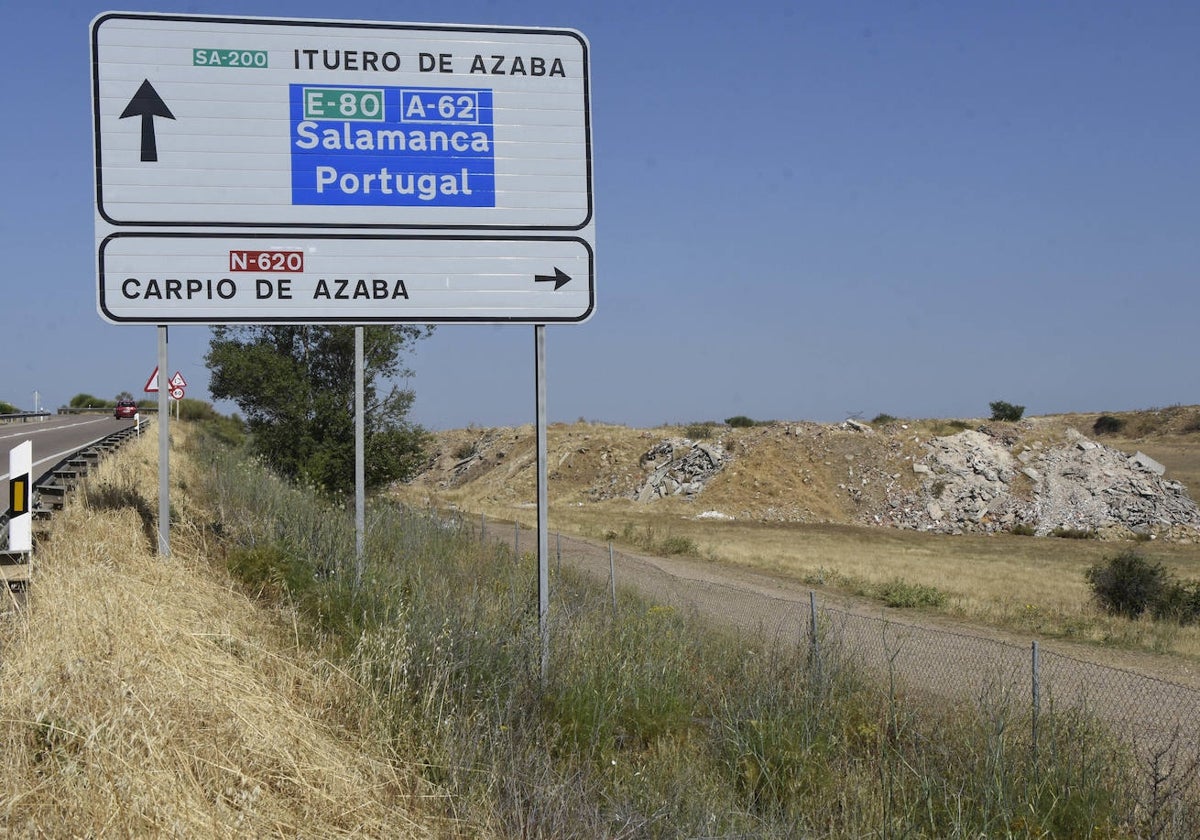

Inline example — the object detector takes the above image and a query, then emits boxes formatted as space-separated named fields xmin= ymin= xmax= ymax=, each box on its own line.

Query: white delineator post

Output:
xmin=8 ymin=441 xmax=33 ymax=553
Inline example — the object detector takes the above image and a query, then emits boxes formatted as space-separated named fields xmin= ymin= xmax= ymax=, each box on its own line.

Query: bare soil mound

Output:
xmin=401 ymin=407 xmax=1200 ymax=543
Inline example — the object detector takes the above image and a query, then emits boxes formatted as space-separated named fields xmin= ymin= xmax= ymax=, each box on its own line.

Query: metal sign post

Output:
xmin=354 ymin=327 xmax=365 ymax=586
xmin=535 ymin=325 xmax=549 ymax=681
xmin=157 ymin=326 xmax=170 ymax=556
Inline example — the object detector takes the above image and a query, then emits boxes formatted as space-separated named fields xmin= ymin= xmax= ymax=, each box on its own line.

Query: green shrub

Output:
xmin=69 ymin=393 xmax=111 ymax=409
xmin=684 ymin=422 xmax=714 ymax=439
xmin=871 ymin=413 xmax=897 ymax=425
xmin=929 ymin=419 xmax=971 ymax=436
xmin=1085 ymin=550 xmax=1172 ymax=620
xmin=0 ymin=400 xmax=18 ymax=414
xmin=989 ymin=401 xmax=1025 ymax=422
xmin=226 ymin=542 xmax=319 ymax=604
xmin=1152 ymin=580 xmax=1200 ymax=625
xmin=1050 ymin=527 xmax=1094 ymax=540
xmin=1092 ymin=415 xmax=1126 ymax=436
xmin=203 ymin=414 xmax=246 ymax=448
xmin=725 ymin=415 xmax=757 ymax=428
xmin=1009 ymin=523 xmax=1037 ymax=536
xmin=657 ymin=535 xmax=698 ymax=556
xmin=177 ymin=398 xmax=221 ymax=422
xmin=877 ymin=578 xmax=947 ymax=609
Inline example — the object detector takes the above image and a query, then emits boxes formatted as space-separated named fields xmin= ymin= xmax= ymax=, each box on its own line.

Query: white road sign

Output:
xmin=101 ymin=233 xmax=592 ymax=322
xmin=91 ymin=12 xmax=594 ymax=324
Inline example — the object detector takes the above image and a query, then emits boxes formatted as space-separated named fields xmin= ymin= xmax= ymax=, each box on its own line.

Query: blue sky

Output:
xmin=3 ymin=1 xmax=1198 ymax=428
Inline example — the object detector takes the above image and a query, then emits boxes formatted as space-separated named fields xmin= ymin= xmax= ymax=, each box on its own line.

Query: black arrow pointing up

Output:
xmin=534 ymin=268 xmax=572 ymax=290
xmin=120 ymin=79 xmax=175 ymax=162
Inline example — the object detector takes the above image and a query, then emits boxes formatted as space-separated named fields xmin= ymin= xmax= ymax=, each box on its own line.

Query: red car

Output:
xmin=114 ymin=399 xmax=138 ymax=419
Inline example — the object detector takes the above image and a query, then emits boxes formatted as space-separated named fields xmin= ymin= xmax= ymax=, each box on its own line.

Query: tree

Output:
xmin=989 ymin=400 xmax=1025 ymax=422
xmin=115 ymin=390 xmax=134 ymax=402
xmin=205 ymin=325 xmax=431 ymax=495
xmin=70 ymin=393 xmax=110 ymax=408
xmin=0 ymin=400 xmax=18 ymax=414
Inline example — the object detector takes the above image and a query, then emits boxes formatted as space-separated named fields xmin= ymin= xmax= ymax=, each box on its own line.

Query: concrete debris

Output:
xmin=1131 ymin=451 xmax=1167 ymax=476
xmin=841 ymin=418 xmax=874 ymax=434
xmin=883 ymin=427 xmax=1200 ymax=540
xmin=634 ymin=438 xmax=728 ymax=501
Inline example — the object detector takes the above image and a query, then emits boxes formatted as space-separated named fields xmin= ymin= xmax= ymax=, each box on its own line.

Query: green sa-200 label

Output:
xmin=193 ymin=48 xmax=268 ymax=68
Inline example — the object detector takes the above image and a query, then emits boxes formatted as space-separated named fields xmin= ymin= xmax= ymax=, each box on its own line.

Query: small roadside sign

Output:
xmin=144 ymin=366 xmax=160 ymax=392
xmin=170 ymin=371 xmax=187 ymax=389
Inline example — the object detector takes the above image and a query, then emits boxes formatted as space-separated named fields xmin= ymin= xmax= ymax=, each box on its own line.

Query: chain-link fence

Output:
xmin=491 ymin=517 xmax=1200 ymax=835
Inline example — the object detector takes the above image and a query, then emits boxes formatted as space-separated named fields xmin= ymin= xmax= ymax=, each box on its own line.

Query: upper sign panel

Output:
xmin=91 ymin=13 xmax=591 ymax=230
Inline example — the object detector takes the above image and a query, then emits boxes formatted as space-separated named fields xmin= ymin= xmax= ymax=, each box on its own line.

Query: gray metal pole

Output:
xmin=354 ymin=327 xmax=365 ymax=587
xmin=157 ymin=326 xmax=170 ymax=557
xmin=536 ymin=325 xmax=549 ymax=681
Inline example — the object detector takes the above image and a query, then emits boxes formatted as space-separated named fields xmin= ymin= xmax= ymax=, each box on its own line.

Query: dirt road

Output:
xmin=496 ymin=518 xmax=1200 ymax=787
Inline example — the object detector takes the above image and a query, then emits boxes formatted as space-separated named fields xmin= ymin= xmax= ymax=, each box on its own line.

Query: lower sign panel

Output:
xmin=98 ymin=233 xmax=594 ymax=324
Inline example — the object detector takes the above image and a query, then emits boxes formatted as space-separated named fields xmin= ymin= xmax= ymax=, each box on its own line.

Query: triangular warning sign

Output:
xmin=144 ymin=366 xmax=160 ymax=392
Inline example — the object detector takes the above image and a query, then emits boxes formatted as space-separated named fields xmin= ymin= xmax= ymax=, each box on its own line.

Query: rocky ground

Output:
xmin=400 ymin=406 xmax=1200 ymax=544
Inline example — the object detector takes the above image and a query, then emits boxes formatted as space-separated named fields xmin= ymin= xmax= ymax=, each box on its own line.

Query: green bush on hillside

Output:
xmin=69 ymin=393 xmax=112 ymax=409
xmin=989 ymin=400 xmax=1025 ymax=422
xmin=1093 ymin=415 xmax=1126 ymax=436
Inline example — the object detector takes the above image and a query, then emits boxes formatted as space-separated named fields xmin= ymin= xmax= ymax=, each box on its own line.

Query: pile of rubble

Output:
xmin=633 ymin=438 xmax=728 ymax=501
xmin=884 ymin=428 xmax=1200 ymax=540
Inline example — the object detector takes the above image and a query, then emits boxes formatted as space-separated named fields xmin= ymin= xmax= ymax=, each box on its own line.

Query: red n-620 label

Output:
xmin=229 ymin=250 xmax=305 ymax=272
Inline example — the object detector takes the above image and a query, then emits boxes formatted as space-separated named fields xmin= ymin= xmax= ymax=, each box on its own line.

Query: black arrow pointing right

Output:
xmin=120 ymin=79 xmax=175 ymax=162
xmin=534 ymin=268 xmax=572 ymax=290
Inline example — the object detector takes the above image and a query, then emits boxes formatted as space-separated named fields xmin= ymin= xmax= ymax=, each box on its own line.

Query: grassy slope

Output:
xmin=0 ymin=424 xmax=439 ymax=838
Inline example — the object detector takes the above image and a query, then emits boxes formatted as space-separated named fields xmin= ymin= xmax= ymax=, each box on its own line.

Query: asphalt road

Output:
xmin=0 ymin=414 xmax=141 ymax=482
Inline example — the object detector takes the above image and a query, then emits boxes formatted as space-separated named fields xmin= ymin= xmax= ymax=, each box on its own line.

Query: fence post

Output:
xmin=1031 ymin=640 xmax=1040 ymax=779
xmin=481 ymin=512 xmax=486 ymax=541
xmin=808 ymin=591 xmax=821 ymax=683
xmin=809 ymin=591 xmax=819 ymax=652
xmin=556 ymin=531 xmax=561 ymax=576
xmin=515 ymin=521 xmax=519 ymax=560
xmin=609 ymin=542 xmax=617 ymax=612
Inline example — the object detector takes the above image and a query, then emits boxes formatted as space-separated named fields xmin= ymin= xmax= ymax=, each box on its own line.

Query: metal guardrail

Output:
xmin=0 ymin=412 xmax=52 ymax=423
xmin=1 ymin=417 xmax=151 ymax=587
xmin=55 ymin=407 xmax=159 ymax=415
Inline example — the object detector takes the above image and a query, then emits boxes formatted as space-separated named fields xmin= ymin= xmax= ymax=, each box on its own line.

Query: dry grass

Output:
xmin=0 ymin=423 xmax=442 ymax=838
